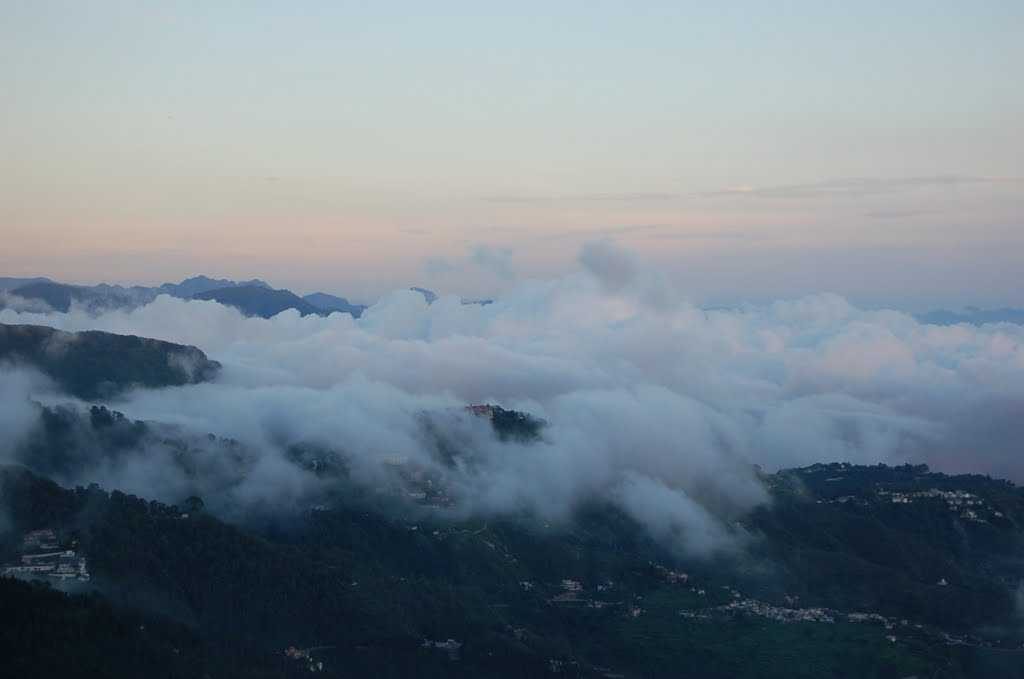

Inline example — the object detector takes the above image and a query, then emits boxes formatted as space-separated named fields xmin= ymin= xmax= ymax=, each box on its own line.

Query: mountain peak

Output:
xmin=161 ymin=276 xmax=271 ymax=298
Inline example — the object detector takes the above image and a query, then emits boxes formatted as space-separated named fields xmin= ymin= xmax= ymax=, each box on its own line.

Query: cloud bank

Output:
xmin=2 ymin=243 xmax=1023 ymax=556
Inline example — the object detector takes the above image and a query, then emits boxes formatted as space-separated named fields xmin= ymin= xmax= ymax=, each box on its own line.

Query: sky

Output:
xmin=2 ymin=1 xmax=1022 ymax=309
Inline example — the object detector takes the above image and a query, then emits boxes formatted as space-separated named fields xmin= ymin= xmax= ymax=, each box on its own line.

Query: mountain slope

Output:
xmin=159 ymin=275 xmax=270 ymax=298
xmin=192 ymin=285 xmax=324 ymax=318
xmin=303 ymin=292 xmax=366 ymax=318
xmin=0 ymin=323 xmax=220 ymax=399
xmin=3 ymin=455 xmax=1023 ymax=677
xmin=6 ymin=282 xmax=137 ymax=313
xmin=1 ymin=274 xmax=373 ymax=319
xmin=0 ymin=575 xmax=259 ymax=679
xmin=2 ymin=276 xmax=278 ymax=314
xmin=0 ymin=276 xmax=52 ymax=291
xmin=411 ymin=286 xmax=439 ymax=304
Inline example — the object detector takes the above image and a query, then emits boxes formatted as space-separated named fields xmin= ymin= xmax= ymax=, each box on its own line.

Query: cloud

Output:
xmin=699 ymin=175 xmax=1021 ymax=200
xmin=482 ymin=192 xmax=680 ymax=204
xmin=0 ymin=366 xmax=54 ymax=459
xmin=421 ymin=244 xmax=517 ymax=282
xmin=645 ymin=230 xmax=753 ymax=241
xmin=0 ymin=291 xmax=54 ymax=313
xmin=478 ymin=175 xmax=1020 ymax=209
xmin=578 ymin=240 xmax=640 ymax=293
xmin=862 ymin=209 xmax=935 ymax=220
xmin=469 ymin=246 xmax=515 ymax=280
xmin=615 ymin=473 xmax=741 ymax=557
xmin=422 ymin=256 xmax=457 ymax=275
xmin=536 ymin=224 xmax=755 ymax=245
xmin=578 ymin=240 xmax=676 ymax=310
xmin=3 ymin=242 xmax=1024 ymax=554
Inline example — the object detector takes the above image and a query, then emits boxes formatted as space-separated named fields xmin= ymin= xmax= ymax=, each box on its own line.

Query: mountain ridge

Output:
xmin=1 ymin=275 xmax=368 ymax=319
xmin=191 ymin=285 xmax=325 ymax=318
xmin=0 ymin=322 xmax=220 ymax=399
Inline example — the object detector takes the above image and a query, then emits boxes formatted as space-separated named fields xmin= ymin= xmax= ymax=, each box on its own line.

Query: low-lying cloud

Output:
xmin=2 ymin=243 xmax=1023 ymax=556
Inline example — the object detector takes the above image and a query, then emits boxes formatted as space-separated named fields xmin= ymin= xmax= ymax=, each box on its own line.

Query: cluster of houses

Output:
xmin=547 ymin=578 xmax=633 ymax=612
xmin=693 ymin=598 xmax=838 ymax=624
xmin=821 ymin=486 xmax=1003 ymax=523
xmin=283 ymin=646 xmax=328 ymax=672
xmin=421 ymin=638 xmax=463 ymax=660
xmin=683 ymin=595 xmax=911 ymax=628
xmin=548 ymin=579 xmax=586 ymax=604
xmin=465 ymin=404 xmax=496 ymax=420
xmin=382 ymin=458 xmax=455 ymax=508
xmin=546 ymin=570 xmax=712 ymax=614
xmin=876 ymin=488 xmax=998 ymax=521
xmin=0 ymin=529 xmax=90 ymax=583
xmin=650 ymin=563 xmax=689 ymax=584
xmin=678 ymin=592 xmax=1012 ymax=649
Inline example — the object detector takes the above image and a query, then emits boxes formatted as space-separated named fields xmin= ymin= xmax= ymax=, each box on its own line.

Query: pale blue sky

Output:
xmin=2 ymin=2 xmax=1021 ymax=307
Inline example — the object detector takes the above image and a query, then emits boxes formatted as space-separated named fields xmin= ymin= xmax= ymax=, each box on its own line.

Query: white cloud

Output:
xmin=3 ymin=242 xmax=1024 ymax=553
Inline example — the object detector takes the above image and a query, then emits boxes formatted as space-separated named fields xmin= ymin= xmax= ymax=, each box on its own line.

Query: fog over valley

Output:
xmin=3 ymin=243 xmax=1022 ymax=561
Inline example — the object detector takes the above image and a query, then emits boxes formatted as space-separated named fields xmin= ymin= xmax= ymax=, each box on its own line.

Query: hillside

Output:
xmin=3 ymin=452 xmax=1023 ymax=677
xmin=192 ymin=285 xmax=324 ymax=318
xmin=0 ymin=276 xmax=52 ymax=291
xmin=0 ymin=276 xmax=341 ymax=319
xmin=0 ymin=323 xmax=220 ymax=399
xmin=0 ymin=576 xmax=262 ymax=679
xmin=303 ymin=292 xmax=367 ymax=318
xmin=6 ymin=282 xmax=148 ymax=313
xmin=159 ymin=275 xmax=270 ymax=298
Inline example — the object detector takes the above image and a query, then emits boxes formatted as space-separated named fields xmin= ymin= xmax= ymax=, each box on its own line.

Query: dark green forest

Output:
xmin=3 ymin=459 xmax=1024 ymax=678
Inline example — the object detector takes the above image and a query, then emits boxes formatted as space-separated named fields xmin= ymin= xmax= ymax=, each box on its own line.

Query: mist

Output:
xmin=2 ymin=242 xmax=1023 ymax=556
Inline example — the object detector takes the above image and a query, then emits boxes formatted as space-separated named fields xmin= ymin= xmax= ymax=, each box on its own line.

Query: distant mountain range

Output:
xmin=916 ymin=307 xmax=1024 ymax=326
xmin=192 ymin=286 xmax=323 ymax=319
xmin=412 ymin=287 xmax=493 ymax=306
xmin=0 ymin=276 xmax=53 ymax=291
xmin=1 ymin=281 xmax=142 ymax=313
xmin=410 ymin=286 xmax=439 ymax=304
xmin=0 ymin=276 xmax=498 ymax=318
xmin=4 ymin=276 xmax=1020 ymax=324
xmin=0 ymin=275 xmax=366 ymax=319
xmin=159 ymin=275 xmax=271 ymax=298
xmin=302 ymin=292 xmax=367 ymax=318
